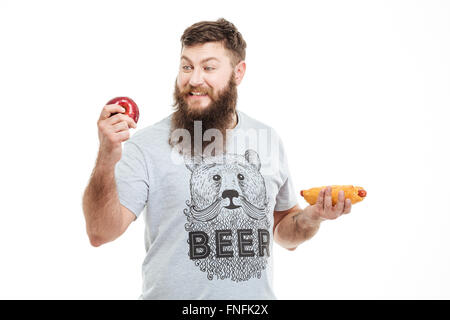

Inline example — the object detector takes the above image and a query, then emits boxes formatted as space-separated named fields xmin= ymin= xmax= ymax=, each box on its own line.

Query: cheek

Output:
xmin=192 ymin=174 xmax=220 ymax=206
xmin=177 ymin=74 xmax=189 ymax=89
xmin=241 ymin=176 xmax=266 ymax=202
xmin=209 ymin=76 xmax=230 ymax=95
xmin=204 ymin=73 xmax=226 ymax=90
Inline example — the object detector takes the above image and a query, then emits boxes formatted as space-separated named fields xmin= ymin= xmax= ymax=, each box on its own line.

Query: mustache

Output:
xmin=239 ymin=195 xmax=268 ymax=220
xmin=189 ymin=196 xmax=268 ymax=222
xmin=190 ymin=199 xmax=222 ymax=222
xmin=179 ymin=85 xmax=213 ymax=97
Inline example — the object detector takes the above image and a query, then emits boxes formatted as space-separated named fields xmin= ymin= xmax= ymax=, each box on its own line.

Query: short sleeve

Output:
xmin=114 ymin=140 xmax=149 ymax=219
xmin=274 ymin=136 xmax=298 ymax=211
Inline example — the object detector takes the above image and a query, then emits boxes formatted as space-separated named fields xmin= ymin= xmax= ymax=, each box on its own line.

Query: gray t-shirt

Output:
xmin=115 ymin=110 xmax=298 ymax=299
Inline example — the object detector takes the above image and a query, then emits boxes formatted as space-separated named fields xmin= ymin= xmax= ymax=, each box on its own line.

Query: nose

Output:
xmin=189 ymin=68 xmax=205 ymax=87
xmin=222 ymin=189 xmax=239 ymax=200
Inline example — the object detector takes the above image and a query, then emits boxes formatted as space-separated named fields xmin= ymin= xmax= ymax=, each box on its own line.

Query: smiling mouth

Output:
xmin=189 ymin=91 xmax=208 ymax=96
xmin=188 ymin=94 xmax=209 ymax=99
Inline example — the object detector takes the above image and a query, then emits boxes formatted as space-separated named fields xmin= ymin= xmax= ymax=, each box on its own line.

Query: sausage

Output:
xmin=300 ymin=185 xmax=367 ymax=206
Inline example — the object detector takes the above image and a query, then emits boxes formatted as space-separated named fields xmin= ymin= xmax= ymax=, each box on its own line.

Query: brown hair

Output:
xmin=180 ymin=18 xmax=247 ymax=67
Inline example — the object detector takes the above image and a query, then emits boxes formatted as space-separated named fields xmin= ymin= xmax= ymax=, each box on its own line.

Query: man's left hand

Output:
xmin=304 ymin=186 xmax=352 ymax=221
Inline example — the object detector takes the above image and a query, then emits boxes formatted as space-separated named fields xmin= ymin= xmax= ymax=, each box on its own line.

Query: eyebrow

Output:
xmin=181 ymin=55 xmax=220 ymax=64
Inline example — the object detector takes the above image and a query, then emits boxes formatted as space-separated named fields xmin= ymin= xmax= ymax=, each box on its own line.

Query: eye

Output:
xmin=213 ymin=175 xmax=221 ymax=181
xmin=204 ymin=66 xmax=215 ymax=71
xmin=182 ymin=65 xmax=192 ymax=71
xmin=237 ymin=173 xmax=244 ymax=181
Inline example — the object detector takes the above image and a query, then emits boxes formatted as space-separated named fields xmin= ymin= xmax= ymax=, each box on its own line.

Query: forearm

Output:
xmin=274 ymin=207 xmax=323 ymax=250
xmin=82 ymin=156 xmax=123 ymax=246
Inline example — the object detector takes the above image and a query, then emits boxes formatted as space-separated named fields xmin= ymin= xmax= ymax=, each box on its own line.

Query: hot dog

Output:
xmin=300 ymin=185 xmax=367 ymax=206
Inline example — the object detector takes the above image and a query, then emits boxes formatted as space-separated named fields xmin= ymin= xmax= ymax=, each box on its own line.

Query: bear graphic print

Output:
xmin=184 ymin=149 xmax=272 ymax=282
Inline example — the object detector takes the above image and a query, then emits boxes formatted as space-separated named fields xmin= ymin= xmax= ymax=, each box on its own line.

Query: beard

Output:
xmin=169 ymin=75 xmax=238 ymax=156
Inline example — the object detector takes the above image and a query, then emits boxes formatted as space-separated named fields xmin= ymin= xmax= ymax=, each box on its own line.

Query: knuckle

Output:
xmin=111 ymin=136 xmax=121 ymax=144
xmin=111 ymin=114 xmax=122 ymax=122
xmin=98 ymin=121 xmax=106 ymax=131
xmin=106 ymin=133 xmax=114 ymax=141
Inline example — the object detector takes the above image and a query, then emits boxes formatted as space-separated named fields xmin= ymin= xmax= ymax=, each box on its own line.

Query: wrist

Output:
xmin=289 ymin=206 xmax=323 ymax=247
xmin=301 ymin=206 xmax=326 ymax=225
xmin=95 ymin=155 xmax=118 ymax=175
xmin=97 ymin=148 xmax=119 ymax=168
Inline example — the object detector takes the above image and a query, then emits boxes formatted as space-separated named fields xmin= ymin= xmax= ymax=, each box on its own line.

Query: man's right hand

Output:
xmin=97 ymin=104 xmax=137 ymax=166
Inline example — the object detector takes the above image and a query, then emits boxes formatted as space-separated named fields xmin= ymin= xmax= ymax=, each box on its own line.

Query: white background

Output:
xmin=0 ymin=0 xmax=449 ymax=299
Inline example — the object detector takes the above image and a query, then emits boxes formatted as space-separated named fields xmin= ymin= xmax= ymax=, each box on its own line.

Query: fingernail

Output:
xmin=121 ymin=107 xmax=126 ymax=112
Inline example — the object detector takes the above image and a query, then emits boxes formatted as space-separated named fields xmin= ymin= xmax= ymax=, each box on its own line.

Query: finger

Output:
xmin=116 ymin=129 xmax=130 ymax=142
xmin=343 ymin=199 xmax=352 ymax=214
xmin=99 ymin=104 xmax=126 ymax=121
xmin=316 ymin=188 xmax=325 ymax=208
xmin=105 ymin=113 xmax=137 ymax=128
xmin=112 ymin=121 xmax=130 ymax=133
xmin=333 ymin=190 xmax=345 ymax=215
xmin=324 ymin=186 xmax=332 ymax=211
xmin=124 ymin=115 xmax=138 ymax=129
xmin=118 ymin=114 xmax=137 ymax=129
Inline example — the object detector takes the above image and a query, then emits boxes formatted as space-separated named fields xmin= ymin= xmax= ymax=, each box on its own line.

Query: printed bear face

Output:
xmin=185 ymin=149 xmax=268 ymax=222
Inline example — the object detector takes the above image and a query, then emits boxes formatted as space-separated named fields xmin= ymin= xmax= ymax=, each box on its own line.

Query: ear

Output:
xmin=185 ymin=155 xmax=203 ymax=172
xmin=244 ymin=149 xmax=261 ymax=171
xmin=233 ymin=60 xmax=246 ymax=86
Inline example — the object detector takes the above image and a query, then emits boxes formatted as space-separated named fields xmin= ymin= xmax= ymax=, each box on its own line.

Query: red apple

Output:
xmin=107 ymin=96 xmax=139 ymax=124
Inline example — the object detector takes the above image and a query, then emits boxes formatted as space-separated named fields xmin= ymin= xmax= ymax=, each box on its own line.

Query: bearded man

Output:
xmin=82 ymin=18 xmax=352 ymax=300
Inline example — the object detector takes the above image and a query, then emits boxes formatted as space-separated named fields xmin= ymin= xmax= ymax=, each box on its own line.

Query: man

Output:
xmin=82 ymin=18 xmax=352 ymax=299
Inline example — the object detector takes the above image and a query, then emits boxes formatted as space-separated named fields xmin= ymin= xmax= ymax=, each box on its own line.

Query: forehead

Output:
xmin=181 ymin=41 xmax=230 ymax=63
